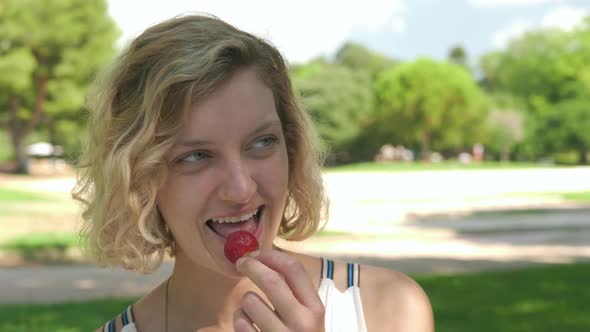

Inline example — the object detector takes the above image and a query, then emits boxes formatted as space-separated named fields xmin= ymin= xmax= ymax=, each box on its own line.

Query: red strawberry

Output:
xmin=224 ymin=230 xmax=259 ymax=264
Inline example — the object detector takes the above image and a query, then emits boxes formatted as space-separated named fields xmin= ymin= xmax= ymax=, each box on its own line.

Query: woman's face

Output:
xmin=157 ymin=68 xmax=289 ymax=277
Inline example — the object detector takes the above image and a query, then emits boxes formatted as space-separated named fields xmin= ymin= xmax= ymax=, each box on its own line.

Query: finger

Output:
xmin=237 ymin=256 xmax=306 ymax=324
xmin=241 ymin=291 xmax=286 ymax=332
xmin=233 ymin=308 xmax=258 ymax=332
xmin=248 ymin=250 xmax=322 ymax=308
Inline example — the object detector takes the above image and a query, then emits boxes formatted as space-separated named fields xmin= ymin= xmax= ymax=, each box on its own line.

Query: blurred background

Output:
xmin=1 ymin=0 xmax=589 ymax=331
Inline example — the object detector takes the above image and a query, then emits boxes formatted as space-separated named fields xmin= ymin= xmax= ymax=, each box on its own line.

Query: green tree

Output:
xmin=486 ymin=109 xmax=526 ymax=161
xmin=0 ymin=0 xmax=118 ymax=173
xmin=334 ymin=42 xmax=397 ymax=79
xmin=539 ymin=99 xmax=590 ymax=163
xmin=373 ymin=58 xmax=490 ymax=159
xmin=480 ymin=29 xmax=578 ymax=105
xmin=448 ymin=44 xmax=469 ymax=69
xmin=291 ymin=60 xmax=373 ymax=163
xmin=479 ymin=18 xmax=590 ymax=162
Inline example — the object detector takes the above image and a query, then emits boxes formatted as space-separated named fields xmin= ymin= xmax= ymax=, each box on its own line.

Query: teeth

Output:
xmin=211 ymin=208 xmax=258 ymax=224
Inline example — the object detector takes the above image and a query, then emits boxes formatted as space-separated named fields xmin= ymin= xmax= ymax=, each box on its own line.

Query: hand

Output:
xmin=233 ymin=250 xmax=325 ymax=332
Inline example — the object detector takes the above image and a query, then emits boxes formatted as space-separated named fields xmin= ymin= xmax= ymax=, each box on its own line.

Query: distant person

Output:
xmin=472 ymin=143 xmax=484 ymax=162
xmin=73 ymin=13 xmax=433 ymax=332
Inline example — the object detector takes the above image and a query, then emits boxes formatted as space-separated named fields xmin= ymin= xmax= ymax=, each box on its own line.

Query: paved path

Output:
xmin=321 ymin=167 xmax=590 ymax=232
xmin=1 ymin=208 xmax=589 ymax=304
xmin=1 ymin=168 xmax=589 ymax=304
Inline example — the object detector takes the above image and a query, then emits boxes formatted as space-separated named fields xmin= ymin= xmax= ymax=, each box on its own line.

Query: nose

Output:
xmin=218 ymin=159 xmax=257 ymax=204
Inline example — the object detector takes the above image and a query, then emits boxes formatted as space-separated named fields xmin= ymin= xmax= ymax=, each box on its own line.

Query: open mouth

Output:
xmin=206 ymin=205 xmax=264 ymax=239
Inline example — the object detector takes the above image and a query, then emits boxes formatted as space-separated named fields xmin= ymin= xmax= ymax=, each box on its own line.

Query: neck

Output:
xmin=166 ymin=252 xmax=264 ymax=331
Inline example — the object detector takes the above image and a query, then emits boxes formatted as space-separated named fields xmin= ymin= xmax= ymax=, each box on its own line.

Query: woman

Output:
xmin=73 ymin=13 xmax=434 ymax=332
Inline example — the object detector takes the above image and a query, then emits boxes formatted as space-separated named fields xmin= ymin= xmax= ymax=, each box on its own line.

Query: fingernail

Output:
xmin=246 ymin=250 xmax=260 ymax=258
xmin=236 ymin=257 xmax=248 ymax=268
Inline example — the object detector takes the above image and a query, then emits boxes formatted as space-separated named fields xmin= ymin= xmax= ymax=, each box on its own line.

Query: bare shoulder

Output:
xmin=360 ymin=264 xmax=434 ymax=332
xmin=94 ymin=289 xmax=154 ymax=332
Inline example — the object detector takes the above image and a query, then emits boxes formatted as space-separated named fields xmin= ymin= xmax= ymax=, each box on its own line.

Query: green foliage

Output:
xmin=537 ymin=99 xmax=590 ymax=163
xmin=334 ymin=42 xmax=397 ymax=78
xmin=448 ymin=44 xmax=469 ymax=69
xmin=291 ymin=43 xmax=399 ymax=163
xmin=0 ymin=0 xmax=119 ymax=168
xmin=479 ymin=19 xmax=590 ymax=162
xmin=0 ymin=47 xmax=36 ymax=92
xmin=485 ymin=108 xmax=526 ymax=161
xmin=552 ymin=151 xmax=582 ymax=165
xmin=372 ymin=58 xmax=490 ymax=158
xmin=0 ymin=129 xmax=12 ymax=162
xmin=483 ymin=29 xmax=577 ymax=103
xmin=417 ymin=263 xmax=590 ymax=332
xmin=292 ymin=61 xmax=373 ymax=162
xmin=55 ymin=119 xmax=87 ymax=160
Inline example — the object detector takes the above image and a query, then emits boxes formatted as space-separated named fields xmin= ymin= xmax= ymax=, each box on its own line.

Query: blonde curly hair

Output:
xmin=72 ymin=14 xmax=328 ymax=273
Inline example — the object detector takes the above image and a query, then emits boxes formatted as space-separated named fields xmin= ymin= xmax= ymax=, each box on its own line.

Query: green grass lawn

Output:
xmin=313 ymin=229 xmax=353 ymax=238
xmin=0 ymin=263 xmax=588 ymax=331
xmin=0 ymin=232 xmax=82 ymax=262
xmin=0 ymin=298 xmax=136 ymax=332
xmin=0 ymin=188 xmax=56 ymax=202
xmin=0 ymin=187 xmax=72 ymax=217
xmin=325 ymin=161 xmax=553 ymax=173
xmin=416 ymin=262 xmax=590 ymax=332
xmin=0 ymin=232 xmax=80 ymax=251
xmin=562 ymin=191 xmax=590 ymax=203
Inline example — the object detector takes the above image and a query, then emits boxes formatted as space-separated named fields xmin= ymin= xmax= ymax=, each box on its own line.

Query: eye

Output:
xmin=178 ymin=151 xmax=210 ymax=163
xmin=251 ymin=135 xmax=278 ymax=149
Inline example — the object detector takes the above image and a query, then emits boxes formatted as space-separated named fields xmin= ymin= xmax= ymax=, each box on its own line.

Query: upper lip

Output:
xmin=208 ymin=205 xmax=262 ymax=220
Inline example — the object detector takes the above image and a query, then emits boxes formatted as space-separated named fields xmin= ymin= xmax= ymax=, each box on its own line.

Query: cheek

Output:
xmin=156 ymin=173 xmax=210 ymax=225
xmin=257 ymin=148 xmax=289 ymax=200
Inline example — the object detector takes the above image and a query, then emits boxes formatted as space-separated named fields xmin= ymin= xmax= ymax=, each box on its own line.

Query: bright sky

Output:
xmin=107 ymin=0 xmax=590 ymax=65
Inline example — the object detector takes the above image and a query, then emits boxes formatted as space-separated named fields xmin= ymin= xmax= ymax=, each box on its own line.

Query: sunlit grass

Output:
xmin=562 ymin=191 xmax=590 ymax=202
xmin=325 ymin=161 xmax=553 ymax=173
xmin=0 ymin=232 xmax=80 ymax=251
xmin=313 ymin=230 xmax=352 ymax=238
xmin=0 ymin=188 xmax=56 ymax=202
xmin=0 ymin=232 xmax=82 ymax=262
xmin=0 ymin=187 xmax=76 ymax=217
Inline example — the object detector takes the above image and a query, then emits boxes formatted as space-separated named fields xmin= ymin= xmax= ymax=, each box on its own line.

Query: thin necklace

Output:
xmin=165 ymin=277 xmax=170 ymax=332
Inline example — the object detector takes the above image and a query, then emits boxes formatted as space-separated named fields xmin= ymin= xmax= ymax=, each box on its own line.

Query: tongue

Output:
xmin=209 ymin=216 xmax=257 ymax=239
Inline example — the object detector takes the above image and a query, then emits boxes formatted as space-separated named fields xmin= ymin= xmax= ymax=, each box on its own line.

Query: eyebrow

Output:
xmin=175 ymin=119 xmax=281 ymax=147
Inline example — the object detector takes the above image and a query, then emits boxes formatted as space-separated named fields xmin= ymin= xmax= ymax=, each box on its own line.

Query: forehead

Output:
xmin=179 ymin=68 xmax=279 ymax=139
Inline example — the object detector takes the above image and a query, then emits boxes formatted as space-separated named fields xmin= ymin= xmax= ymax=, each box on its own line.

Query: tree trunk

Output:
xmin=9 ymin=96 xmax=29 ymax=174
xmin=580 ymin=148 xmax=588 ymax=165
xmin=45 ymin=114 xmax=59 ymax=172
xmin=8 ymin=76 xmax=48 ymax=174
xmin=500 ymin=146 xmax=510 ymax=162
xmin=23 ymin=75 xmax=48 ymax=137
xmin=421 ymin=131 xmax=431 ymax=162
xmin=46 ymin=115 xmax=56 ymax=147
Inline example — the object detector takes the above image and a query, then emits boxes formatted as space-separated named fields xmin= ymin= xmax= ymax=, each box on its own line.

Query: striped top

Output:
xmin=318 ymin=257 xmax=367 ymax=332
xmin=103 ymin=306 xmax=134 ymax=332
xmin=104 ymin=258 xmax=366 ymax=332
